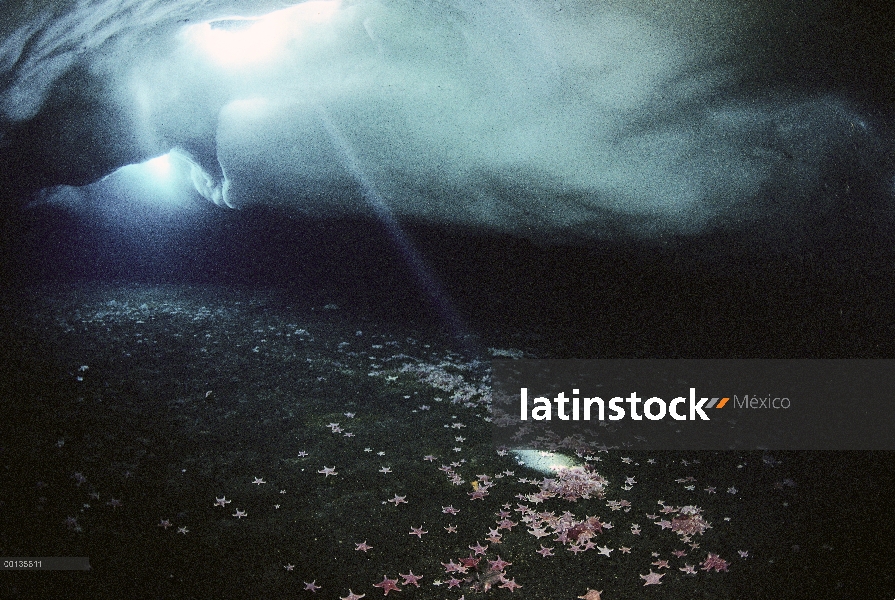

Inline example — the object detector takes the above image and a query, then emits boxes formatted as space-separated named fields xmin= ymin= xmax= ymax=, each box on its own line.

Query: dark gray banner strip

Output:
xmin=490 ymin=359 xmax=895 ymax=450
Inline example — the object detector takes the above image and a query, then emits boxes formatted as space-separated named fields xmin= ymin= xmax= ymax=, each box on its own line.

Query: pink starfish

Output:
xmin=469 ymin=542 xmax=488 ymax=555
xmin=441 ymin=560 xmax=465 ymax=573
xmin=442 ymin=505 xmax=459 ymax=515
xmin=640 ymin=570 xmax=664 ymax=585
xmin=409 ymin=526 xmax=427 ymax=538
xmin=500 ymin=578 xmax=522 ymax=592
xmin=489 ymin=556 xmax=511 ymax=570
xmin=373 ymin=575 xmax=400 ymax=596
xmin=355 ymin=541 xmax=373 ymax=552
xmin=700 ymin=552 xmax=730 ymax=572
xmin=399 ymin=571 xmax=423 ymax=587
xmin=459 ymin=556 xmax=480 ymax=569
xmin=304 ymin=580 xmax=321 ymax=592
xmin=318 ymin=466 xmax=337 ymax=477
xmin=341 ymin=590 xmax=365 ymax=600
xmin=496 ymin=519 xmax=517 ymax=530
xmin=387 ymin=494 xmax=407 ymax=505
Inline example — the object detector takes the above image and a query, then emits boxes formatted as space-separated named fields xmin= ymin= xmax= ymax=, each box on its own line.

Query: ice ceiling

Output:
xmin=1 ymin=0 xmax=891 ymax=239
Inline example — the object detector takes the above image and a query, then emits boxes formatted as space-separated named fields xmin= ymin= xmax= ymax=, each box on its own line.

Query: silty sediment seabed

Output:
xmin=0 ymin=283 xmax=879 ymax=599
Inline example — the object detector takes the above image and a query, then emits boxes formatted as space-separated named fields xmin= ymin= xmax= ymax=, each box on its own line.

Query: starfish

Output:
xmin=442 ymin=505 xmax=459 ymax=515
xmin=640 ymin=570 xmax=664 ymax=586
xmin=177 ymin=526 xmax=189 ymax=534
xmin=409 ymin=526 xmax=427 ymax=538
xmin=489 ymin=556 xmax=511 ymax=570
xmin=373 ymin=575 xmax=401 ymax=595
xmin=158 ymin=519 xmax=172 ymax=529
xmin=318 ymin=466 xmax=338 ymax=477
xmin=496 ymin=519 xmax=517 ymax=531
xmin=233 ymin=509 xmax=247 ymax=518
xmin=388 ymin=494 xmax=407 ymax=505
xmin=423 ymin=455 xmax=436 ymax=461
xmin=499 ymin=578 xmax=522 ymax=592
xmin=700 ymin=552 xmax=730 ymax=572
xmin=399 ymin=571 xmax=423 ymax=587
xmin=341 ymin=590 xmax=365 ymax=600
xmin=578 ymin=590 xmax=602 ymax=600
xmin=469 ymin=542 xmax=488 ymax=555
xmin=252 ymin=477 xmax=265 ymax=485
xmin=536 ymin=546 xmax=554 ymax=557
xmin=214 ymin=496 xmax=231 ymax=507
xmin=355 ymin=541 xmax=373 ymax=552
xmin=304 ymin=581 xmax=321 ymax=592
xmin=284 ymin=564 xmax=294 ymax=571
xmin=379 ymin=467 xmax=392 ymax=474
xmin=596 ymin=546 xmax=613 ymax=557
xmin=441 ymin=560 xmax=465 ymax=573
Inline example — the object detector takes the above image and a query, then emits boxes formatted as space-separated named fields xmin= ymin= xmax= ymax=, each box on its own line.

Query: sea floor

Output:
xmin=0 ymin=283 xmax=892 ymax=599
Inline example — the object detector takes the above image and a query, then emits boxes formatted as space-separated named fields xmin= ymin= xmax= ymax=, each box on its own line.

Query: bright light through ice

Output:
xmin=185 ymin=0 xmax=341 ymax=67
xmin=145 ymin=154 xmax=172 ymax=179
xmin=111 ymin=151 xmax=194 ymax=210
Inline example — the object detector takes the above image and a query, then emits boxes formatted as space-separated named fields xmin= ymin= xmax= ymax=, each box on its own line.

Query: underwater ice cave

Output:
xmin=1 ymin=1 xmax=894 ymax=598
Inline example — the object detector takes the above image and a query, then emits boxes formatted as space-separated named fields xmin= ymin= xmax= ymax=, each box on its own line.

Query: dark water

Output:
xmin=0 ymin=274 xmax=893 ymax=599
